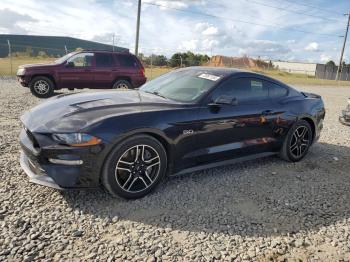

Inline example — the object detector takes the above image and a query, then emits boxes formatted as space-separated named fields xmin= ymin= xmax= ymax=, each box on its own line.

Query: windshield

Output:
xmin=54 ymin=52 xmax=76 ymax=64
xmin=140 ymin=69 xmax=222 ymax=102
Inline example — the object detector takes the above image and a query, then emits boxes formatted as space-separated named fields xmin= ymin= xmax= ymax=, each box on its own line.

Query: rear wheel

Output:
xmin=29 ymin=76 xmax=54 ymax=98
xmin=102 ymin=135 xmax=167 ymax=199
xmin=112 ymin=79 xmax=132 ymax=89
xmin=280 ymin=120 xmax=313 ymax=162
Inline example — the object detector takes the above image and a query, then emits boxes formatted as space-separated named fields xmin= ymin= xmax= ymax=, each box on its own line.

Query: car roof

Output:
xmin=182 ymin=66 xmax=289 ymax=86
xmin=182 ymin=66 xmax=246 ymax=77
xmin=79 ymin=50 xmax=131 ymax=55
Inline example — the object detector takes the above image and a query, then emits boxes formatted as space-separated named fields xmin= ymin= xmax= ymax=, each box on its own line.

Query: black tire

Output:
xmin=29 ymin=76 xmax=55 ymax=98
xmin=102 ymin=135 xmax=167 ymax=199
xmin=112 ymin=79 xmax=132 ymax=89
xmin=279 ymin=120 xmax=313 ymax=162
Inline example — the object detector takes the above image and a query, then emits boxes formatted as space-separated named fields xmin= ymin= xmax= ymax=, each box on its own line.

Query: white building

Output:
xmin=270 ymin=61 xmax=317 ymax=76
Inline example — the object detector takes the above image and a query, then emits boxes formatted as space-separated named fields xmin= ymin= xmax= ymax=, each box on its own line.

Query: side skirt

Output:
xmin=170 ymin=152 xmax=277 ymax=177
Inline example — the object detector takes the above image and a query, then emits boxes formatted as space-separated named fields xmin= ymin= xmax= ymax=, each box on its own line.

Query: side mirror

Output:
xmin=210 ymin=95 xmax=238 ymax=106
xmin=66 ymin=61 xmax=75 ymax=68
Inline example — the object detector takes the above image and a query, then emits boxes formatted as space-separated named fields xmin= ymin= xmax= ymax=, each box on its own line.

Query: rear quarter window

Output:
xmin=267 ymin=82 xmax=288 ymax=98
xmin=116 ymin=55 xmax=139 ymax=68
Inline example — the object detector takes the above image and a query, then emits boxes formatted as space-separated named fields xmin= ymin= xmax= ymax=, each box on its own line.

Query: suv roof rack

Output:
xmin=81 ymin=49 xmax=129 ymax=53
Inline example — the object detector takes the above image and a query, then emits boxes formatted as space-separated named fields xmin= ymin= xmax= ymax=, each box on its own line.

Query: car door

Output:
xmin=194 ymin=76 xmax=279 ymax=165
xmin=93 ymin=53 xmax=115 ymax=88
xmin=57 ymin=52 xmax=94 ymax=89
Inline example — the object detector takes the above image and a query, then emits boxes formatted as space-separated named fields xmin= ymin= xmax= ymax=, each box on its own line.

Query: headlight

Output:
xmin=52 ymin=133 xmax=101 ymax=147
xmin=17 ymin=68 xmax=26 ymax=75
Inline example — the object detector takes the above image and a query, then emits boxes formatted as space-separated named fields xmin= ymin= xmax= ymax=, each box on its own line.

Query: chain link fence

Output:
xmin=1 ymin=43 xmax=349 ymax=86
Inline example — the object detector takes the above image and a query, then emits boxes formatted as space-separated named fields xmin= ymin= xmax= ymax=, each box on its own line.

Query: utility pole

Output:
xmin=112 ymin=33 xmax=115 ymax=52
xmin=7 ymin=40 xmax=12 ymax=75
xmin=336 ymin=11 xmax=350 ymax=80
xmin=134 ymin=0 xmax=141 ymax=56
xmin=150 ymin=54 xmax=153 ymax=79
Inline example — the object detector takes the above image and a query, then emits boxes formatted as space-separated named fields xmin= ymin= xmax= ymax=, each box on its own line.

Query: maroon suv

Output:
xmin=16 ymin=50 xmax=146 ymax=98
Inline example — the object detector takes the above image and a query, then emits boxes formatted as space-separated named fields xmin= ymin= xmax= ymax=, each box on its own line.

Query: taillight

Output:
xmin=140 ymin=67 xmax=145 ymax=77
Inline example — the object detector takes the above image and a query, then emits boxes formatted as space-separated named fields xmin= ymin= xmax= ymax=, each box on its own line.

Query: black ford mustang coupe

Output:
xmin=20 ymin=67 xmax=325 ymax=199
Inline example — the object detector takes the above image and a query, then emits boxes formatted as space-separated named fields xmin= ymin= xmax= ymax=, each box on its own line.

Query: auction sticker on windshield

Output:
xmin=197 ymin=73 xmax=221 ymax=81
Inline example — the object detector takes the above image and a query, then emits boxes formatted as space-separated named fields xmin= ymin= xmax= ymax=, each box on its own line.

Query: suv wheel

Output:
xmin=29 ymin=76 xmax=54 ymax=98
xmin=102 ymin=135 xmax=167 ymax=199
xmin=112 ymin=80 xmax=132 ymax=89
xmin=279 ymin=120 xmax=313 ymax=162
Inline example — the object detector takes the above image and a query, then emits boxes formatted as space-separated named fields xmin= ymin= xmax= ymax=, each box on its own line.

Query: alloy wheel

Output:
xmin=289 ymin=126 xmax=310 ymax=158
xmin=34 ymin=80 xmax=49 ymax=94
xmin=115 ymin=145 xmax=161 ymax=193
xmin=116 ymin=83 xmax=129 ymax=89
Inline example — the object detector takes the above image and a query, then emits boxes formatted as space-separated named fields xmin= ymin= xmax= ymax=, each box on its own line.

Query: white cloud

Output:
xmin=178 ymin=39 xmax=198 ymax=51
xmin=0 ymin=0 xmax=345 ymax=62
xmin=320 ymin=53 xmax=333 ymax=62
xmin=305 ymin=42 xmax=320 ymax=52
xmin=0 ymin=8 xmax=36 ymax=34
xmin=143 ymin=0 xmax=189 ymax=9
xmin=202 ymin=26 xmax=219 ymax=36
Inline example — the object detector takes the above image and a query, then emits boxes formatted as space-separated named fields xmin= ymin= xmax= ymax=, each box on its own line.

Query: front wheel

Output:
xmin=29 ymin=76 xmax=54 ymax=98
xmin=102 ymin=135 xmax=167 ymax=199
xmin=279 ymin=120 xmax=313 ymax=162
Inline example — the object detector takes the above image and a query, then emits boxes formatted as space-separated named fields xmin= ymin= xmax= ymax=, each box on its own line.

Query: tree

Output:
xmin=169 ymin=53 xmax=183 ymax=67
xmin=141 ymin=54 xmax=168 ymax=67
xmin=169 ymin=52 xmax=210 ymax=67
xmin=25 ymin=47 xmax=33 ymax=57
xmin=325 ymin=60 xmax=336 ymax=67
xmin=38 ymin=51 xmax=48 ymax=57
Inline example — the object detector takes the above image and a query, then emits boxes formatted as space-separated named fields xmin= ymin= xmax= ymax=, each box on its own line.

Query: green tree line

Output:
xmin=140 ymin=51 xmax=210 ymax=67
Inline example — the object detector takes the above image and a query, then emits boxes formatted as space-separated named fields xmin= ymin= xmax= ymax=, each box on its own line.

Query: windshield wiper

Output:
xmin=144 ymin=91 xmax=167 ymax=99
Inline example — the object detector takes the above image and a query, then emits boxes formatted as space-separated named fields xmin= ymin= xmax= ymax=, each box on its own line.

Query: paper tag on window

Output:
xmin=197 ymin=73 xmax=221 ymax=81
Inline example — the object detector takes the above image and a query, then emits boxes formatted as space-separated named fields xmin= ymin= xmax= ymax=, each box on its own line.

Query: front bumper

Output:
xmin=20 ymin=152 xmax=63 ymax=190
xmin=19 ymin=128 xmax=104 ymax=189
xmin=17 ymin=75 xmax=30 ymax=87
xmin=339 ymin=102 xmax=350 ymax=126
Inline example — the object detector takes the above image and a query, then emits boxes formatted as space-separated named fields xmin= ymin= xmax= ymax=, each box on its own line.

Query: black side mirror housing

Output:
xmin=210 ymin=95 xmax=238 ymax=106
xmin=66 ymin=61 xmax=75 ymax=68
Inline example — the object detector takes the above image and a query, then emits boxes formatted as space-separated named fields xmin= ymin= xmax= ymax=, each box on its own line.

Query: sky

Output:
xmin=0 ymin=0 xmax=349 ymax=63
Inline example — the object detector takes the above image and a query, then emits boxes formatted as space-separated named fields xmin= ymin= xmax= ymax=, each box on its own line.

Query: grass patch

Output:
xmin=1 ymin=57 xmax=349 ymax=86
xmin=0 ymin=57 xmax=55 ymax=75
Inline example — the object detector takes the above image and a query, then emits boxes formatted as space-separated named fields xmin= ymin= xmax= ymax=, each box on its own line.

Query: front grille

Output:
xmin=24 ymin=127 xmax=40 ymax=148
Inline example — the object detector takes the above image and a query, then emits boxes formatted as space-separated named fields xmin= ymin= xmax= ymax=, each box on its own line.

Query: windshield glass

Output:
xmin=54 ymin=52 xmax=76 ymax=64
xmin=140 ymin=69 xmax=222 ymax=102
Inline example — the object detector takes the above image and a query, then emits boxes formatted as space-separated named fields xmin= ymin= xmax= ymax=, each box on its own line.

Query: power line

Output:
xmin=246 ymin=0 xmax=343 ymax=22
xmin=143 ymin=2 xmax=341 ymax=37
xmin=279 ymin=0 xmax=345 ymax=16
xmin=206 ymin=0 xmax=326 ymax=27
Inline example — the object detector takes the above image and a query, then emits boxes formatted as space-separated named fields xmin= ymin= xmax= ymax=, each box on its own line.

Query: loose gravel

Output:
xmin=0 ymin=79 xmax=350 ymax=262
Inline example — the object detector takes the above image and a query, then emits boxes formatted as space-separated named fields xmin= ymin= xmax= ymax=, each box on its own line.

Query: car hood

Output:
xmin=20 ymin=63 xmax=57 ymax=69
xmin=21 ymin=90 xmax=181 ymax=133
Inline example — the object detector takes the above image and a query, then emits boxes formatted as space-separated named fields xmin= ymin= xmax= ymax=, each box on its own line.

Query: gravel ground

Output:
xmin=0 ymin=79 xmax=350 ymax=262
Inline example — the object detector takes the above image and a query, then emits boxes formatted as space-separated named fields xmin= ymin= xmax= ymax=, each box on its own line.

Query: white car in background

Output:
xmin=339 ymin=98 xmax=350 ymax=126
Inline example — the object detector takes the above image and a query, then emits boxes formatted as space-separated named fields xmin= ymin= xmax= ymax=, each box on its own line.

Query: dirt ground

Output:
xmin=0 ymin=79 xmax=350 ymax=261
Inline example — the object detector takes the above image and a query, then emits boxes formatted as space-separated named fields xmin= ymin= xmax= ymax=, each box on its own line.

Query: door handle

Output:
xmin=262 ymin=110 xmax=274 ymax=115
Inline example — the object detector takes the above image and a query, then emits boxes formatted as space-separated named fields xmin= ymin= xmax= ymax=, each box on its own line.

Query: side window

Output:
xmin=267 ymin=82 xmax=288 ymax=98
xmin=117 ymin=55 xmax=138 ymax=68
xmin=67 ymin=53 xmax=93 ymax=67
xmin=95 ymin=53 xmax=114 ymax=67
xmin=212 ymin=77 xmax=268 ymax=103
